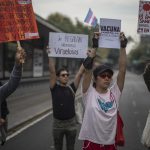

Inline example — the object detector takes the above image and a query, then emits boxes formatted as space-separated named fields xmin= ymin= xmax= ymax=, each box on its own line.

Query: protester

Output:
xmin=47 ymin=46 xmax=96 ymax=150
xmin=143 ymin=63 xmax=150 ymax=92
xmin=0 ymin=81 xmax=9 ymax=146
xmin=0 ymin=47 xmax=26 ymax=145
xmin=78 ymin=32 xmax=128 ymax=150
xmin=141 ymin=62 xmax=150 ymax=148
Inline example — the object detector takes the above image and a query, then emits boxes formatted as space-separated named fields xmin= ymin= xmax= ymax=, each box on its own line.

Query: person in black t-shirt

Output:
xmin=48 ymin=47 xmax=96 ymax=150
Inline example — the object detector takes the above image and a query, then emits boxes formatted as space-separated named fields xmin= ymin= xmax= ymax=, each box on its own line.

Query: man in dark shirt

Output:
xmin=48 ymin=47 xmax=96 ymax=150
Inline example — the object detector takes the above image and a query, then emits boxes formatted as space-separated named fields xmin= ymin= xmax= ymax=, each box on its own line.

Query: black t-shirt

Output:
xmin=50 ymin=82 xmax=77 ymax=120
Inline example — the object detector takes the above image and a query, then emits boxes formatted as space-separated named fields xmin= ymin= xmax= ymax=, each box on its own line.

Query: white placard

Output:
xmin=48 ymin=32 xmax=88 ymax=58
xmin=99 ymin=18 xmax=121 ymax=49
xmin=33 ymin=49 xmax=43 ymax=77
xmin=137 ymin=1 xmax=150 ymax=35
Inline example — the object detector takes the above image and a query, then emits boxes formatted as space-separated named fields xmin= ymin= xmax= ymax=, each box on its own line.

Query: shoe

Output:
xmin=1 ymin=140 xmax=6 ymax=146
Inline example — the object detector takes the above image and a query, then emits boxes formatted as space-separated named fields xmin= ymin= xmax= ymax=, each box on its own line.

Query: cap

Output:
xmin=93 ymin=64 xmax=113 ymax=79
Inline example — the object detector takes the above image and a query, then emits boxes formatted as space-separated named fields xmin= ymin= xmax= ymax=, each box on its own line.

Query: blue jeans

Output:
xmin=52 ymin=117 xmax=77 ymax=150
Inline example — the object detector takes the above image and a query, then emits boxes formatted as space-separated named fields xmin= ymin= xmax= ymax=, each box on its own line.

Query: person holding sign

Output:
xmin=78 ymin=32 xmax=128 ymax=150
xmin=0 ymin=81 xmax=9 ymax=146
xmin=48 ymin=46 xmax=96 ymax=150
xmin=0 ymin=47 xmax=26 ymax=145
xmin=143 ymin=62 xmax=150 ymax=92
xmin=141 ymin=62 xmax=150 ymax=148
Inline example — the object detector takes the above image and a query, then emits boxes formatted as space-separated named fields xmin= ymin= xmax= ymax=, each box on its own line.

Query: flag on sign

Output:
xmin=84 ymin=8 xmax=98 ymax=27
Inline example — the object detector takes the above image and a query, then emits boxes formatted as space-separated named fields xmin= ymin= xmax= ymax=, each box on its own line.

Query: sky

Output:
xmin=31 ymin=0 xmax=142 ymax=53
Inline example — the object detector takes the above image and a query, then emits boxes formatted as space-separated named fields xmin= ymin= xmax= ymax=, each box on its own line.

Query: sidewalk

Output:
xmin=7 ymin=80 xmax=52 ymax=132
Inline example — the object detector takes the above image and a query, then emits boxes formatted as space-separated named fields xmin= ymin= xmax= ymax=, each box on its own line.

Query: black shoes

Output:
xmin=1 ymin=139 xmax=6 ymax=146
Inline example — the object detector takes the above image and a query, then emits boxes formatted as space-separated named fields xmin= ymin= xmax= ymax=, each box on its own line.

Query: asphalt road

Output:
xmin=0 ymin=114 xmax=83 ymax=150
xmin=0 ymin=72 xmax=150 ymax=150
xmin=118 ymin=72 xmax=149 ymax=150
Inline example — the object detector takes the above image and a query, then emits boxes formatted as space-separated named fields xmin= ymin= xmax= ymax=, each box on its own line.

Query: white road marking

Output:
xmin=7 ymin=111 xmax=52 ymax=141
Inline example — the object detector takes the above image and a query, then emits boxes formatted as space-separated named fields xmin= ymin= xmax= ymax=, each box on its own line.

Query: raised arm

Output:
xmin=48 ymin=57 xmax=57 ymax=89
xmin=73 ymin=48 xmax=96 ymax=89
xmin=73 ymin=64 xmax=85 ymax=89
xmin=82 ymin=49 xmax=96 ymax=93
xmin=143 ymin=63 xmax=150 ymax=91
xmin=82 ymin=32 xmax=99 ymax=93
xmin=0 ymin=47 xmax=26 ymax=100
xmin=117 ymin=32 xmax=128 ymax=92
xmin=47 ymin=47 xmax=57 ymax=89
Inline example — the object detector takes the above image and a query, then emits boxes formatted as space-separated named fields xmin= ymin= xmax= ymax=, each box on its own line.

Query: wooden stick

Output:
xmin=17 ymin=41 xmax=21 ymax=49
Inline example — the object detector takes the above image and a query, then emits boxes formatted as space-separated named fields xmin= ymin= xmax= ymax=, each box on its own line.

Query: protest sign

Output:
xmin=48 ymin=32 xmax=88 ymax=58
xmin=99 ymin=18 xmax=121 ymax=49
xmin=137 ymin=1 xmax=150 ymax=35
xmin=0 ymin=0 xmax=39 ymax=42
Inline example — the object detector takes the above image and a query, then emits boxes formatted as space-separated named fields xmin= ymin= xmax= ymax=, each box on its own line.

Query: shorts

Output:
xmin=83 ymin=140 xmax=117 ymax=150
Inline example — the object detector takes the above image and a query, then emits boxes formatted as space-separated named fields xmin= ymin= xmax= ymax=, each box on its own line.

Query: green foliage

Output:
xmin=47 ymin=12 xmax=96 ymax=47
xmin=128 ymin=39 xmax=150 ymax=63
xmin=128 ymin=36 xmax=150 ymax=73
xmin=47 ymin=12 xmax=75 ymax=33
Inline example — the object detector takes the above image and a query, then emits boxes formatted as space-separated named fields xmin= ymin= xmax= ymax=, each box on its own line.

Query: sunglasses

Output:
xmin=99 ymin=73 xmax=112 ymax=79
xmin=60 ymin=73 xmax=69 ymax=77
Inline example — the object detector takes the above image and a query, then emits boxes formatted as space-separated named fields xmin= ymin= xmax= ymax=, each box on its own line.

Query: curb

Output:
xmin=7 ymin=108 xmax=52 ymax=136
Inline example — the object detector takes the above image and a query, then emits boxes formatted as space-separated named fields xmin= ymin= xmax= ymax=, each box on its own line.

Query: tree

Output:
xmin=47 ymin=12 xmax=75 ymax=33
xmin=47 ymin=13 xmax=97 ymax=47
xmin=47 ymin=13 xmax=136 ymax=68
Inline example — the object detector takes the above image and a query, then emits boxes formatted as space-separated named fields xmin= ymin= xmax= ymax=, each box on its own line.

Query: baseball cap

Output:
xmin=93 ymin=64 xmax=113 ymax=79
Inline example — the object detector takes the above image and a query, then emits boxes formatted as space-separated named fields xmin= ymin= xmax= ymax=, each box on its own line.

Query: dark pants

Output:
xmin=0 ymin=117 xmax=8 ymax=143
xmin=53 ymin=117 xmax=77 ymax=150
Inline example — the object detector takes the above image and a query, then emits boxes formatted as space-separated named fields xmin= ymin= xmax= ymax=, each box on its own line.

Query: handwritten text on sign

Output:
xmin=137 ymin=1 xmax=150 ymax=35
xmin=0 ymin=0 xmax=39 ymax=42
xmin=48 ymin=32 xmax=88 ymax=58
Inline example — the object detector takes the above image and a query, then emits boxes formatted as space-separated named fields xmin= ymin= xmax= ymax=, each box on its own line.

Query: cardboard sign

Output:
xmin=99 ymin=18 xmax=121 ymax=49
xmin=0 ymin=0 xmax=39 ymax=43
xmin=48 ymin=32 xmax=88 ymax=58
xmin=137 ymin=1 xmax=150 ymax=35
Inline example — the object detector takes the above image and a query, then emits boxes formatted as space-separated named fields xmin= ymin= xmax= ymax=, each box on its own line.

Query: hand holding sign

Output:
xmin=83 ymin=48 xmax=96 ymax=70
xmin=0 ymin=118 xmax=5 ymax=126
xmin=120 ymin=32 xmax=128 ymax=48
xmin=87 ymin=48 xmax=96 ymax=58
xmin=46 ymin=46 xmax=51 ymax=56
xmin=92 ymin=32 xmax=100 ymax=48
xmin=16 ymin=47 xmax=26 ymax=64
